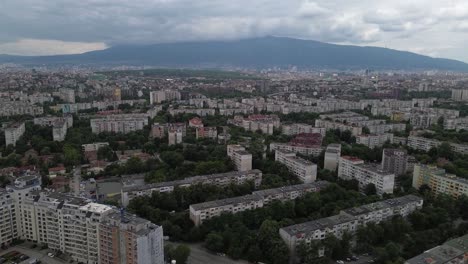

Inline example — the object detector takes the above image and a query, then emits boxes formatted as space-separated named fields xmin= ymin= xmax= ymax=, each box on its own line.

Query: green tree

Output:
xmin=205 ymin=233 xmax=224 ymax=252
xmin=169 ymin=245 xmax=191 ymax=264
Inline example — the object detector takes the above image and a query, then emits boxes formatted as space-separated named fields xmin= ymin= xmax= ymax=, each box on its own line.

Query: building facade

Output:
xmin=412 ymin=164 xmax=468 ymax=198
xmin=275 ymin=149 xmax=317 ymax=183
xmin=324 ymin=144 xmax=341 ymax=171
xmin=227 ymin=145 xmax=253 ymax=172
xmin=4 ymin=122 xmax=25 ymax=146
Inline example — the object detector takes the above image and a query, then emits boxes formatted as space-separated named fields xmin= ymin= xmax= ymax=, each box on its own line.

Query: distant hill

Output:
xmin=1 ymin=36 xmax=467 ymax=71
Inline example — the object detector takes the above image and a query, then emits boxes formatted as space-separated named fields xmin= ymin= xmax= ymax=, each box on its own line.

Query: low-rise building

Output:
xmin=150 ymin=123 xmax=166 ymax=139
xmin=149 ymin=90 xmax=181 ymax=104
xmin=190 ymin=181 xmax=329 ymax=226
xmin=282 ymin=123 xmax=326 ymax=136
xmin=270 ymin=142 xmax=324 ymax=157
xmin=405 ymin=234 xmax=468 ymax=264
xmin=338 ymin=156 xmax=395 ymax=195
xmin=227 ymin=144 xmax=252 ymax=172
xmin=279 ymin=195 xmax=423 ymax=257
xmin=122 ymin=170 xmax=263 ymax=206
xmin=275 ymin=149 xmax=317 ymax=183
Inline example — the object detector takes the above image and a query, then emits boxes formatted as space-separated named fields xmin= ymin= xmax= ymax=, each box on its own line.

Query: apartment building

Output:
xmin=168 ymin=129 xmax=183 ymax=145
xmin=99 ymin=211 xmax=164 ymax=264
xmin=190 ymin=194 xmax=264 ymax=226
xmin=4 ymin=122 xmax=25 ymax=146
xmin=413 ymin=164 xmax=468 ymax=198
xmin=444 ymin=117 xmax=468 ymax=130
xmin=169 ymin=108 xmax=216 ymax=117
xmin=1 ymin=174 xmax=164 ymax=264
xmin=275 ymin=149 xmax=317 ymax=183
xmin=0 ymin=190 xmax=17 ymax=247
xmin=356 ymin=133 xmax=394 ymax=149
xmin=190 ymin=181 xmax=329 ymax=226
xmin=270 ymin=142 xmax=324 ymax=157
xmin=228 ymin=114 xmax=280 ymax=135
xmin=452 ymin=88 xmax=468 ymax=101
xmin=52 ymin=120 xmax=68 ymax=141
xmin=338 ymin=156 xmax=395 ymax=195
xmin=122 ymin=170 xmax=263 ymax=206
xmin=82 ymin=142 xmax=110 ymax=152
xmin=149 ymin=90 xmax=181 ymax=104
xmin=408 ymin=136 xmax=468 ymax=155
xmin=227 ymin=144 xmax=252 ymax=172
xmin=279 ymin=195 xmax=423 ymax=256
xmin=282 ymin=123 xmax=326 ymax=136
xmin=0 ymin=100 xmax=44 ymax=117
xmin=324 ymin=144 xmax=341 ymax=171
xmin=150 ymin=123 xmax=165 ymax=139
xmin=58 ymin=88 xmax=76 ymax=103
xmin=405 ymin=234 xmax=468 ymax=264
xmin=315 ymin=119 xmax=362 ymax=136
xmin=382 ymin=149 xmax=408 ymax=177
xmin=90 ymin=116 xmax=148 ymax=134
xmin=34 ymin=115 xmax=74 ymax=128
xmin=196 ymin=127 xmax=218 ymax=139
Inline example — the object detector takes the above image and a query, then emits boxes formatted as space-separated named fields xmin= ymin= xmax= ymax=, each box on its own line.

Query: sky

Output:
xmin=1 ymin=0 xmax=468 ymax=62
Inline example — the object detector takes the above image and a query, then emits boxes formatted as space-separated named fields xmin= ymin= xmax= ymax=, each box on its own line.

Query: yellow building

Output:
xmin=413 ymin=164 xmax=468 ymax=198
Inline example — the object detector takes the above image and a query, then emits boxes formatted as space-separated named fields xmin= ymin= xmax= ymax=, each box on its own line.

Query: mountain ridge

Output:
xmin=1 ymin=36 xmax=467 ymax=71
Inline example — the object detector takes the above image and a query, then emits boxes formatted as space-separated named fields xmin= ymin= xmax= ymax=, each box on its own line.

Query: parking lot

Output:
xmin=0 ymin=246 xmax=67 ymax=264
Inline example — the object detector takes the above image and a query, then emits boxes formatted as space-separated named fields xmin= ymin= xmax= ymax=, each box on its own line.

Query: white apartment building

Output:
xmin=149 ymin=90 xmax=181 ymax=104
xmin=190 ymin=181 xmax=329 ymax=226
xmin=452 ymin=88 xmax=468 ymax=101
xmin=0 ymin=189 xmax=17 ymax=247
xmin=122 ymin=170 xmax=263 ymax=207
xmin=356 ymin=133 xmax=394 ymax=149
xmin=407 ymin=136 xmax=468 ymax=155
xmin=4 ymin=122 xmax=25 ymax=146
xmin=52 ymin=120 xmax=68 ymax=141
xmin=169 ymin=108 xmax=216 ymax=117
xmin=315 ymin=119 xmax=362 ymax=136
xmin=280 ymin=195 xmax=423 ymax=257
xmin=90 ymin=116 xmax=148 ymax=134
xmin=2 ymin=175 xmax=164 ymax=264
xmin=227 ymin=145 xmax=252 ymax=172
xmin=0 ymin=99 xmax=44 ymax=117
xmin=270 ymin=142 xmax=324 ymax=157
xmin=338 ymin=156 xmax=395 ymax=195
xmin=282 ymin=123 xmax=326 ymax=136
xmin=324 ymin=144 xmax=341 ymax=171
xmin=275 ymin=149 xmax=317 ymax=183
xmin=168 ymin=129 xmax=183 ymax=145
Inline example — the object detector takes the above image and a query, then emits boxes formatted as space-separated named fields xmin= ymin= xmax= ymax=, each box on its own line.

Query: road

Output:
xmin=169 ymin=242 xmax=249 ymax=264
xmin=0 ymin=246 xmax=67 ymax=264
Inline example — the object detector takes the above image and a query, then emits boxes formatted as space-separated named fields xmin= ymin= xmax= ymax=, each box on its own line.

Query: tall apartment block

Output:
xmin=324 ymin=144 xmax=341 ymax=171
xmin=338 ymin=156 xmax=395 ymax=195
xmin=382 ymin=148 xmax=408 ymax=177
xmin=149 ymin=90 xmax=181 ymax=104
xmin=1 ymin=175 xmax=164 ymax=264
xmin=168 ymin=129 xmax=183 ymax=145
xmin=274 ymin=149 xmax=317 ymax=183
xmin=413 ymin=164 xmax=468 ymax=198
xmin=452 ymin=88 xmax=468 ymax=101
xmin=4 ymin=122 xmax=25 ymax=146
xmin=227 ymin=144 xmax=252 ymax=172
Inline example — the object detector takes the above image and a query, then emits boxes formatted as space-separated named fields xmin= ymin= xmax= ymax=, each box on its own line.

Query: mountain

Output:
xmin=1 ymin=36 xmax=467 ymax=71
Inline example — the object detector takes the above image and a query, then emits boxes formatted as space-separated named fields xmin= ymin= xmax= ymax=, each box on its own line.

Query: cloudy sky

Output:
xmin=1 ymin=0 xmax=468 ymax=62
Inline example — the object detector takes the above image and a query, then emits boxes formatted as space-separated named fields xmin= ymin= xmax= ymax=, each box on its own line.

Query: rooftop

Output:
xmin=190 ymin=194 xmax=263 ymax=211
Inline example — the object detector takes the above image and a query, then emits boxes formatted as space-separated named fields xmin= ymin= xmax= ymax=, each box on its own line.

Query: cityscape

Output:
xmin=1 ymin=1 xmax=468 ymax=264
